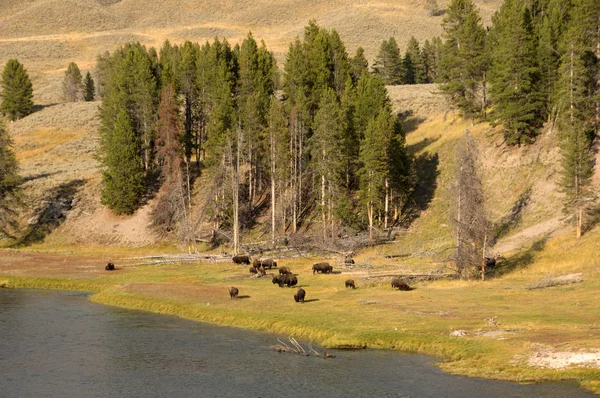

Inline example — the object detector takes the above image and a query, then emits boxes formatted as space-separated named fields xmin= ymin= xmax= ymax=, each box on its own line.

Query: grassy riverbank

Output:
xmin=2 ymin=230 xmax=600 ymax=394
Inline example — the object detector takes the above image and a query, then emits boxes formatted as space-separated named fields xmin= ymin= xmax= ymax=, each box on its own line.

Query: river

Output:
xmin=0 ymin=289 xmax=593 ymax=397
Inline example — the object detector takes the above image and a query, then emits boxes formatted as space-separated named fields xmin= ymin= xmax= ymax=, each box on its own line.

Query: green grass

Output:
xmin=3 ymin=230 xmax=600 ymax=393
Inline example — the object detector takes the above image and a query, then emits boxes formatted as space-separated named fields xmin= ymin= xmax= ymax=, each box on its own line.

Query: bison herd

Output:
xmin=227 ymin=255 xmax=413 ymax=304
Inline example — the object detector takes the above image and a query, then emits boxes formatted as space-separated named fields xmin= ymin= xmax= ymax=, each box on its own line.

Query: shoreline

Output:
xmin=1 ymin=250 xmax=599 ymax=395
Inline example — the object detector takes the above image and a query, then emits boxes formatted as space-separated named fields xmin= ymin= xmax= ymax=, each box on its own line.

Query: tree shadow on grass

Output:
xmin=22 ymin=171 xmax=61 ymax=182
xmin=407 ymin=135 xmax=441 ymax=155
xmin=403 ymin=116 xmax=427 ymax=134
xmin=492 ymin=188 xmax=532 ymax=243
xmin=15 ymin=179 xmax=86 ymax=246
xmin=582 ymin=205 xmax=600 ymax=236
xmin=492 ymin=235 xmax=549 ymax=277
xmin=400 ymin=152 xmax=439 ymax=228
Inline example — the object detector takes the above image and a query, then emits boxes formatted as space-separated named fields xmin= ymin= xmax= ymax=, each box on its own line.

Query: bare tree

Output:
xmin=453 ymin=131 xmax=491 ymax=280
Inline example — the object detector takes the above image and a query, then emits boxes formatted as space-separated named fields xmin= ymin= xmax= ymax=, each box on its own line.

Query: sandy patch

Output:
xmin=528 ymin=344 xmax=600 ymax=370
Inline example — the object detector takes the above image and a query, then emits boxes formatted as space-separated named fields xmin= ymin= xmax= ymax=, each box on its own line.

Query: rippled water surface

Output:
xmin=0 ymin=289 xmax=593 ymax=397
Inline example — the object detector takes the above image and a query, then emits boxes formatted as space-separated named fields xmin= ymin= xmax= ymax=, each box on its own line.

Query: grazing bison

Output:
xmin=272 ymin=274 xmax=298 ymax=288
xmin=345 ymin=279 xmax=356 ymax=289
xmin=312 ymin=262 xmax=333 ymax=274
xmin=344 ymin=257 xmax=355 ymax=265
xmin=249 ymin=266 xmax=258 ymax=275
xmin=391 ymin=277 xmax=411 ymax=291
xmin=232 ymin=255 xmax=250 ymax=265
xmin=252 ymin=259 xmax=262 ymax=269
xmin=261 ymin=258 xmax=277 ymax=269
xmin=228 ymin=286 xmax=239 ymax=299
xmin=294 ymin=288 xmax=306 ymax=303
xmin=258 ymin=265 xmax=267 ymax=276
xmin=105 ymin=262 xmax=115 ymax=271
xmin=279 ymin=266 xmax=292 ymax=275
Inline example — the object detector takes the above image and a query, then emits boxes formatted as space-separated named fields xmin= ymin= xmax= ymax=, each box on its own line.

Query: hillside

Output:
xmin=0 ymin=0 xmax=502 ymax=105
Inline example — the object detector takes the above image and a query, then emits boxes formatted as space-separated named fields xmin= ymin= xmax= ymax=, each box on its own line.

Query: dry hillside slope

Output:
xmin=0 ymin=0 xmax=502 ymax=104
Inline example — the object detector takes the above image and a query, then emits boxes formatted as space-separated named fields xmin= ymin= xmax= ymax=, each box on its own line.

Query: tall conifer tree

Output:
xmin=556 ymin=0 xmax=599 ymax=238
xmin=489 ymin=0 xmax=545 ymax=145
xmin=373 ymin=38 xmax=404 ymax=85
xmin=83 ymin=72 xmax=95 ymax=101
xmin=438 ymin=0 xmax=488 ymax=118
xmin=100 ymin=109 xmax=145 ymax=214
xmin=1 ymin=59 xmax=33 ymax=121
xmin=0 ymin=120 xmax=22 ymax=238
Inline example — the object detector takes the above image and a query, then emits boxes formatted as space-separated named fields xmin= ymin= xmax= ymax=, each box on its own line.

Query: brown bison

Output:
xmin=278 ymin=266 xmax=292 ymax=275
xmin=252 ymin=259 xmax=262 ymax=269
xmin=344 ymin=257 xmax=355 ymax=265
xmin=258 ymin=265 xmax=266 ymax=276
xmin=345 ymin=279 xmax=356 ymax=289
xmin=272 ymin=274 xmax=298 ymax=288
xmin=261 ymin=258 xmax=278 ymax=269
xmin=232 ymin=255 xmax=250 ymax=265
xmin=249 ymin=266 xmax=258 ymax=275
xmin=294 ymin=288 xmax=306 ymax=303
xmin=312 ymin=262 xmax=333 ymax=274
xmin=391 ymin=277 xmax=411 ymax=291
xmin=105 ymin=262 xmax=115 ymax=271
xmin=228 ymin=286 xmax=239 ymax=299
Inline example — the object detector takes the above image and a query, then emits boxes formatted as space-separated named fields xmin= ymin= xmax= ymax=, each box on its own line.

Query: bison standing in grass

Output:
xmin=232 ymin=255 xmax=250 ymax=265
xmin=261 ymin=258 xmax=277 ymax=269
xmin=294 ymin=288 xmax=306 ymax=303
xmin=272 ymin=274 xmax=298 ymax=288
xmin=249 ymin=266 xmax=258 ymax=275
xmin=105 ymin=263 xmax=115 ymax=271
xmin=345 ymin=279 xmax=356 ymax=289
xmin=312 ymin=262 xmax=333 ymax=274
xmin=279 ymin=266 xmax=292 ymax=275
xmin=228 ymin=286 xmax=239 ymax=299
xmin=391 ymin=277 xmax=411 ymax=291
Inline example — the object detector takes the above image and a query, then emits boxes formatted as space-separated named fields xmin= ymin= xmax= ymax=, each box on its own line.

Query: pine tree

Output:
xmin=62 ymin=62 xmax=83 ymax=102
xmin=353 ymin=72 xmax=390 ymax=140
xmin=158 ymin=40 xmax=180 ymax=90
xmin=0 ymin=119 xmax=22 ymax=238
xmin=489 ymin=0 xmax=545 ymax=145
xmin=1 ymin=59 xmax=33 ymax=121
xmin=100 ymin=109 xmax=145 ymax=215
xmin=179 ymin=41 xmax=199 ymax=165
xmin=350 ymin=47 xmax=369 ymax=83
xmin=97 ymin=43 xmax=159 ymax=215
xmin=556 ymin=0 xmax=599 ymax=238
xmin=238 ymin=33 xmax=276 ymax=208
xmin=405 ymin=37 xmax=427 ymax=84
xmin=83 ymin=72 xmax=95 ymax=101
xmin=267 ymin=99 xmax=290 ymax=241
xmin=373 ymin=38 xmax=404 ymax=85
xmin=537 ymin=0 xmax=573 ymax=114
xmin=422 ymin=37 xmax=443 ymax=82
xmin=438 ymin=0 xmax=488 ymax=118
xmin=359 ymin=108 xmax=393 ymax=241
xmin=311 ymin=87 xmax=347 ymax=239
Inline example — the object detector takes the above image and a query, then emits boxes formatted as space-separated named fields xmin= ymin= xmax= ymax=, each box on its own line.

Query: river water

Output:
xmin=0 ymin=289 xmax=593 ymax=397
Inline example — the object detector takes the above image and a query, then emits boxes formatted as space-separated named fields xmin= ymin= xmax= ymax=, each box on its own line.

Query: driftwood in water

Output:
xmin=271 ymin=337 xmax=336 ymax=359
